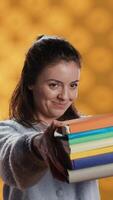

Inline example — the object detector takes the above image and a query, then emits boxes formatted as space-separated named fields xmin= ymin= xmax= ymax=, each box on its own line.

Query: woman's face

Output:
xmin=29 ymin=60 xmax=80 ymax=123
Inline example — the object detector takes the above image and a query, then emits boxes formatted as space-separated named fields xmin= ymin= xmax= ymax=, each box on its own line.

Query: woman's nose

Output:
xmin=57 ymin=87 xmax=72 ymax=101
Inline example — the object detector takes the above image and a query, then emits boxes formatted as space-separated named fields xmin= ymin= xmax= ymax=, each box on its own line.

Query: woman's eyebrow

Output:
xmin=71 ymin=80 xmax=80 ymax=83
xmin=47 ymin=79 xmax=79 ymax=83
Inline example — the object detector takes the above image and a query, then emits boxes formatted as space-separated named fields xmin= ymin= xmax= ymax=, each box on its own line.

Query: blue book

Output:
xmin=68 ymin=126 xmax=113 ymax=140
xmin=72 ymin=152 xmax=113 ymax=170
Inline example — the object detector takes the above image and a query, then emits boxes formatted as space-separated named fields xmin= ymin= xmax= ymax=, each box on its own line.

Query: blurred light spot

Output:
xmin=86 ymin=8 xmax=112 ymax=33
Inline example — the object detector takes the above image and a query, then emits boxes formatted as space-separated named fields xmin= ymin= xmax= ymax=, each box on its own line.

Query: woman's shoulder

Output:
xmin=0 ymin=119 xmax=27 ymax=132
xmin=0 ymin=119 xmax=37 ymax=133
xmin=0 ymin=119 xmax=47 ymax=133
xmin=0 ymin=118 xmax=20 ymax=127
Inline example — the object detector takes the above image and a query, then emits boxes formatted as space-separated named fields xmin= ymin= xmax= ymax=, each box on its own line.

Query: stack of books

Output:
xmin=62 ymin=114 xmax=113 ymax=183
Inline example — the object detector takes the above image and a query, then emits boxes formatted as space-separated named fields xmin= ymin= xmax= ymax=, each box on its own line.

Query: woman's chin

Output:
xmin=49 ymin=110 xmax=66 ymax=119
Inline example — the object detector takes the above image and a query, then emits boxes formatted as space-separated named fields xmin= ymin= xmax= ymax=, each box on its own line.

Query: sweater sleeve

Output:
xmin=0 ymin=120 xmax=47 ymax=190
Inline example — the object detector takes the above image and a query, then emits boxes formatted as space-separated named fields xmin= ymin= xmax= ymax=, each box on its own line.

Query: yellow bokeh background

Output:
xmin=0 ymin=0 xmax=113 ymax=199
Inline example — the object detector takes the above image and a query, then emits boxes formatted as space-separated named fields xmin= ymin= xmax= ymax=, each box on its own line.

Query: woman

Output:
xmin=0 ymin=35 xmax=100 ymax=200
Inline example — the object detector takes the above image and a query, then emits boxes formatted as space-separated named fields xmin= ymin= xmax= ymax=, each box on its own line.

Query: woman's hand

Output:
xmin=32 ymin=120 xmax=71 ymax=182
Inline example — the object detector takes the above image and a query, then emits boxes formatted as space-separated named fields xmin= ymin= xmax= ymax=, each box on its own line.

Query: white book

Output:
xmin=68 ymin=163 xmax=113 ymax=183
xmin=70 ymin=137 xmax=113 ymax=153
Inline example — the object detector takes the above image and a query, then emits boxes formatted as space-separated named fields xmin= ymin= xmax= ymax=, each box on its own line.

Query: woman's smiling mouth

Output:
xmin=52 ymin=102 xmax=69 ymax=109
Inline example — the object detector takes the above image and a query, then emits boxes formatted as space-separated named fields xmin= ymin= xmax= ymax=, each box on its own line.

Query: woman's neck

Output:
xmin=36 ymin=115 xmax=56 ymax=125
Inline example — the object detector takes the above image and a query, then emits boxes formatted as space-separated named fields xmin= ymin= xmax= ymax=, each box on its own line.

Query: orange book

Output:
xmin=63 ymin=113 xmax=113 ymax=134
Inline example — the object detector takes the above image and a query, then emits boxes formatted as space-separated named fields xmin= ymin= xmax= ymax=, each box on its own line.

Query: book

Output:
xmin=64 ymin=113 xmax=113 ymax=133
xmin=68 ymin=163 xmax=113 ymax=183
xmin=71 ymin=152 xmax=113 ymax=169
xmin=69 ymin=131 xmax=113 ymax=145
xmin=68 ymin=126 xmax=113 ymax=139
xmin=70 ymin=137 xmax=113 ymax=153
xmin=70 ymin=145 xmax=113 ymax=160
xmin=60 ymin=113 xmax=113 ymax=182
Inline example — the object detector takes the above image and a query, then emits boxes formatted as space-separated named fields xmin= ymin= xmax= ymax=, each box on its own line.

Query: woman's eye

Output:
xmin=49 ymin=83 xmax=59 ymax=89
xmin=70 ymin=83 xmax=78 ymax=89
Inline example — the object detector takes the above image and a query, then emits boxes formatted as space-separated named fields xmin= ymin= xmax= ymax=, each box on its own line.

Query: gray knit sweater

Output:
xmin=0 ymin=119 xmax=100 ymax=200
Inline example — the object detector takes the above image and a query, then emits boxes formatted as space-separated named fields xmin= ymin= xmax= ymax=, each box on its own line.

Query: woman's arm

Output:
xmin=0 ymin=121 xmax=47 ymax=190
xmin=32 ymin=120 xmax=70 ymax=182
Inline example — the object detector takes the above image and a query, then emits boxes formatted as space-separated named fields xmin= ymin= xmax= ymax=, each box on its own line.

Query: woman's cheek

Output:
xmin=46 ymin=88 xmax=59 ymax=97
xmin=72 ymin=89 xmax=78 ymax=99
